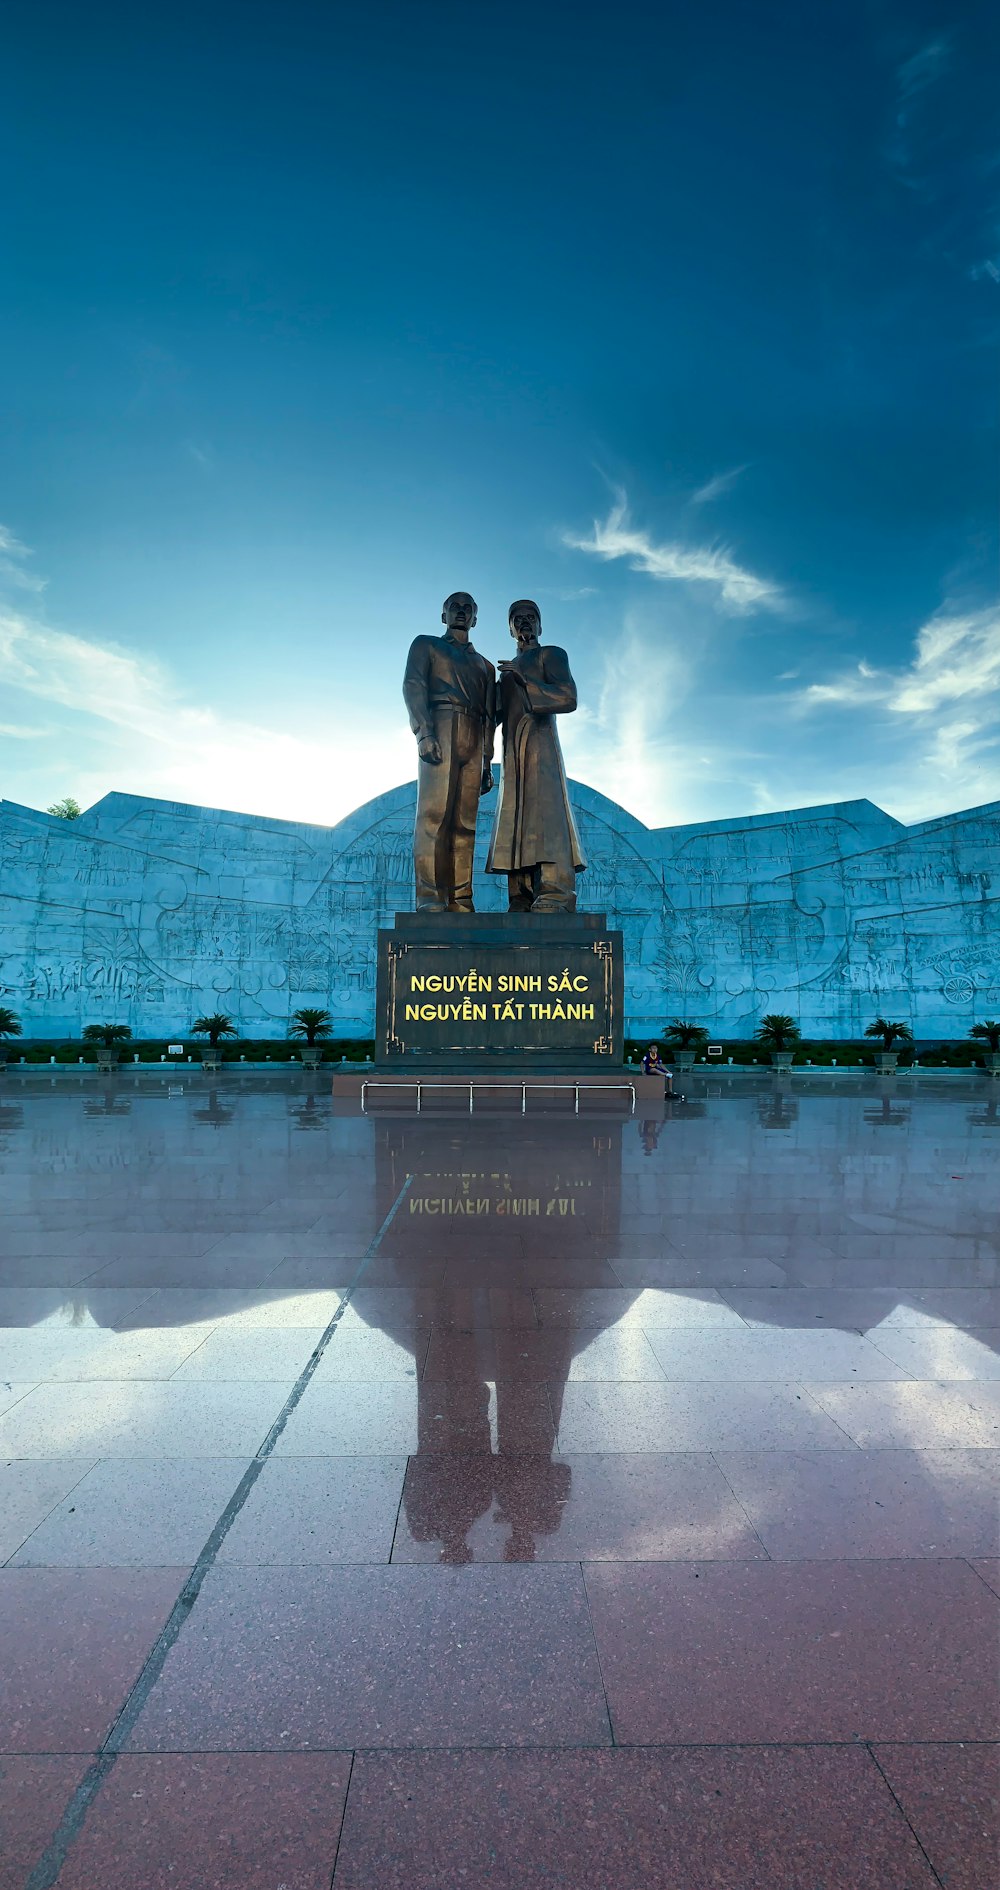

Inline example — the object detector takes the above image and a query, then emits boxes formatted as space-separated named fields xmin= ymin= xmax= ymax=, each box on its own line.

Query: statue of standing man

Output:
xmin=487 ymin=600 xmax=586 ymax=912
xmin=403 ymin=592 xmax=496 ymax=912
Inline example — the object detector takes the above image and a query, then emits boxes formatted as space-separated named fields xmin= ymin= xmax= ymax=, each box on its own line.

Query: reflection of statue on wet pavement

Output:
xmin=487 ymin=600 xmax=586 ymax=913
xmin=368 ymin=1120 xmax=625 ymax=1564
xmin=403 ymin=593 xmax=496 ymax=913
xmin=403 ymin=1367 xmax=572 ymax=1564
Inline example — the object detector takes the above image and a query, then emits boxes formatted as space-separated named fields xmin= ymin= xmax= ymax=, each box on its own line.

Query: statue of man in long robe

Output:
xmin=486 ymin=599 xmax=586 ymax=913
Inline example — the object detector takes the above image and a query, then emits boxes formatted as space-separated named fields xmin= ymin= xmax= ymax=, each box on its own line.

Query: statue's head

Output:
xmin=442 ymin=592 xmax=478 ymax=634
xmin=509 ymin=599 xmax=541 ymax=649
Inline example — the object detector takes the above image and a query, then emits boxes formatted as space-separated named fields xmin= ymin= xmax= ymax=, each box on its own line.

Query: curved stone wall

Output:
xmin=1 ymin=779 xmax=998 ymax=1039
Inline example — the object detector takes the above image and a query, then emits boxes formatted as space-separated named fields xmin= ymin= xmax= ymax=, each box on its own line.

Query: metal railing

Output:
xmin=360 ymin=1080 xmax=637 ymax=1115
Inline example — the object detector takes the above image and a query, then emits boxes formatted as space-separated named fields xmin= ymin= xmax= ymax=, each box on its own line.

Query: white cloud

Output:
xmin=791 ymin=601 xmax=1000 ymax=819
xmin=888 ymin=37 xmax=951 ymax=183
xmin=0 ymin=526 xmax=47 ymax=595
xmin=897 ymin=37 xmax=950 ymax=107
xmin=0 ymin=602 xmax=416 ymax=825
xmin=891 ymin=607 xmax=1000 ymax=713
xmin=563 ymin=489 xmax=781 ymax=613
xmin=799 ymin=605 xmax=1000 ymax=718
xmin=558 ymin=604 xmax=774 ymax=829
xmin=690 ymin=464 xmax=748 ymax=506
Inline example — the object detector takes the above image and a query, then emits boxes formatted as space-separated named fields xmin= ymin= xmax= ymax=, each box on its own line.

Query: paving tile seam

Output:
xmin=1 ymin=1459 xmax=101 ymax=1568
xmin=575 ymin=1556 xmax=618 ymax=1751
xmin=385 ymin=1455 xmax=412 ymax=1564
xmin=8 ymin=1737 xmax=998 ymax=1758
xmin=329 ymin=1748 xmax=356 ymax=1887
xmin=21 ymin=1174 xmax=416 ymax=1890
xmin=865 ymin=1741 xmax=948 ymax=1889
xmin=964 ymin=1556 xmax=1000 ymax=1596
xmin=706 ymin=1450 xmax=774 ymax=1561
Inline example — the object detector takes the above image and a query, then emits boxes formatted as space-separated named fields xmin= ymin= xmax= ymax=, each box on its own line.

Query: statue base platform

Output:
xmin=373 ymin=910 xmax=625 ymax=1072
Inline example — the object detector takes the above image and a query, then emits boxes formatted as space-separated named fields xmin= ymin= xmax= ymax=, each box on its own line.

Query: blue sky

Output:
xmin=2 ymin=0 xmax=998 ymax=830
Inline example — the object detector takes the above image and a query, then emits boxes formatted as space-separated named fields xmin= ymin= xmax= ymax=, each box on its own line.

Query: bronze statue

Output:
xmin=403 ymin=592 xmax=496 ymax=912
xmin=487 ymin=599 xmax=586 ymax=912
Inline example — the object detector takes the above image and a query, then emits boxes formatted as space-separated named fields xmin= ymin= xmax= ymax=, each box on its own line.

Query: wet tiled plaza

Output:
xmin=1 ymin=1073 xmax=998 ymax=1886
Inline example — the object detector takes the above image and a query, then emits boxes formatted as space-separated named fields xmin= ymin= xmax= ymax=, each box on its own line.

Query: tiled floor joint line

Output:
xmin=21 ymin=1175 xmax=415 ymax=1890
xmin=707 ymin=1449 xmax=774 ymax=1561
xmin=578 ymin=1562 xmax=617 ymax=1750
xmin=328 ymin=1748 xmax=356 ymax=1889
xmin=2 ymin=1460 xmax=99 ymax=1570
xmin=866 ymin=1741 xmax=947 ymax=1889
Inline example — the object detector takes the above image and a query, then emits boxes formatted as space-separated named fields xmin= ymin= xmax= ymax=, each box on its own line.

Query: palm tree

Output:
xmin=82 ymin=1023 xmax=133 ymax=1047
xmin=663 ymin=1020 xmax=709 ymax=1049
xmin=47 ymin=797 xmax=81 ymax=820
xmin=0 ymin=1007 xmax=22 ymax=1041
xmin=288 ymin=1007 xmax=333 ymax=1046
xmin=864 ymin=1018 xmax=913 ymax=1053
xmin=191 ymin=1014 xmax=237 ymax=1047
xmin=755 ymin=1014 xmax=801 ymax=1052
xmin=970 ymin=1021 xmax=1000 ymax=1052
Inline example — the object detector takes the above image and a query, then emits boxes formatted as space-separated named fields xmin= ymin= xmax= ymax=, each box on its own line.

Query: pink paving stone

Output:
xmin=715 ymin=1449 xmax=1000 ymax=1559
xmin=874 ymin=1743 xmax=1000 ymax=1890
xmin=0 ymin=1756 xmax=90 ymax=1890
xmin=0 ymin=1568 xmax=187 ymax=1753
xmin=583 ymin=1558 xmax=1000 ymax=1744
xmin=332 ymin=1746 xmax=937 ymax=1889
xmin=57 ymin=1753 xmax=353 ymax=1890
xmin=126 ymin=1563 xmax=612 ymax=1750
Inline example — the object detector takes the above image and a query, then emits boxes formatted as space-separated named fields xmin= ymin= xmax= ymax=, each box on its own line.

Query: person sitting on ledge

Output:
xmin=642 ymin=1042 xmax=674 ymax=1095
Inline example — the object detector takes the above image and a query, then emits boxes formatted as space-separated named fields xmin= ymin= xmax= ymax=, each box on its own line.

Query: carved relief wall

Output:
xmin=1 ymin=781 xmax=997 ymax=1039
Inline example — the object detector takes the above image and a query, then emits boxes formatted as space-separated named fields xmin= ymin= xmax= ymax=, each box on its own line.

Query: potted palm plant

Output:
xmin=288 ymin=1007 xmax=333 ymax=1069
xmin=970 ymin=1020 xmax=1000 ymax=1076
xmin=663 ymin=1019 xmax=709 ymax=1072
xmin=191 ymin=1013 xmax=237 ymax=1070
xmin=82 ymin=1022 xmax=132 ymax=1071
xmin=864 ymin=1017 xmax=913 ymax=1072
xmin=0 ymin=1006 xmax=22 ymax=1068
xmin=755 ymin=1013 xmax=801 ymax=1070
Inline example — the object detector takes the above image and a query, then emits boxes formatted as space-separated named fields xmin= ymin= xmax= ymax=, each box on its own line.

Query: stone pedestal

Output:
xmin=374 ymin=911 xmax=624 ymax=1072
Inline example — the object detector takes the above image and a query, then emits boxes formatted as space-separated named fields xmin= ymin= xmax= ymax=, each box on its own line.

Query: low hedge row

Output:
xmin=2 ymin=1037 xmax=377 ymax=1065
xmin=625 ymin=1037 xmax=992 ymax=1068
xmin=4 ymin=1036 xmax=994 ymax=1068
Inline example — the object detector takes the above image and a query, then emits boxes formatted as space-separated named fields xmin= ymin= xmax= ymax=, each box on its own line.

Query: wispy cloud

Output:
xmin=690 ymin=464 xmax=748 ymax=506
xmin=0 ymin=721 xmax=53 ymax=740
xmin=0 ymin=526 xmax=47 ymax=595
xmin=790 ymin=601 xmax=1000 ymax=818
xmin=887 ymin=36 xmax=951 ymax=186
xmin=537 ymin=585 xmax=598 ymax=602
xmin=798 ymin=605 xmax=1000 ymax=717
xmin=559 ymin=599 xmax=778 ymax=829
xmin=563 ymin=489 xmax=781 ymax=614
xmin=0 ymin=527 xmax=417 ymax=823
xmin=0 ymin=603 xmax=418 ymax=823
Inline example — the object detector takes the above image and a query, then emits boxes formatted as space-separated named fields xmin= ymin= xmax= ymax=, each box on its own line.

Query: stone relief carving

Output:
xmin=1 ymin=784 xmax=997 ymax=1037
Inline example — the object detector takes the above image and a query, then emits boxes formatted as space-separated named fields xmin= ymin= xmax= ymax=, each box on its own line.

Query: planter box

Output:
xmin=770 ymin=1052 xmax=794 ymax=1070
xmin=298 ymin=1047 xmax=322 ymax=1070
xmin=200 ymin=1049 xmax=222 ymax=1071
xmin=876 ymin=1052 xmax=899 ymax=1072
xmin=673 ymin=1051 xmax=696 ymax=1072
xmin=986 ymin=1054 xmax=1000 ymax=1077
